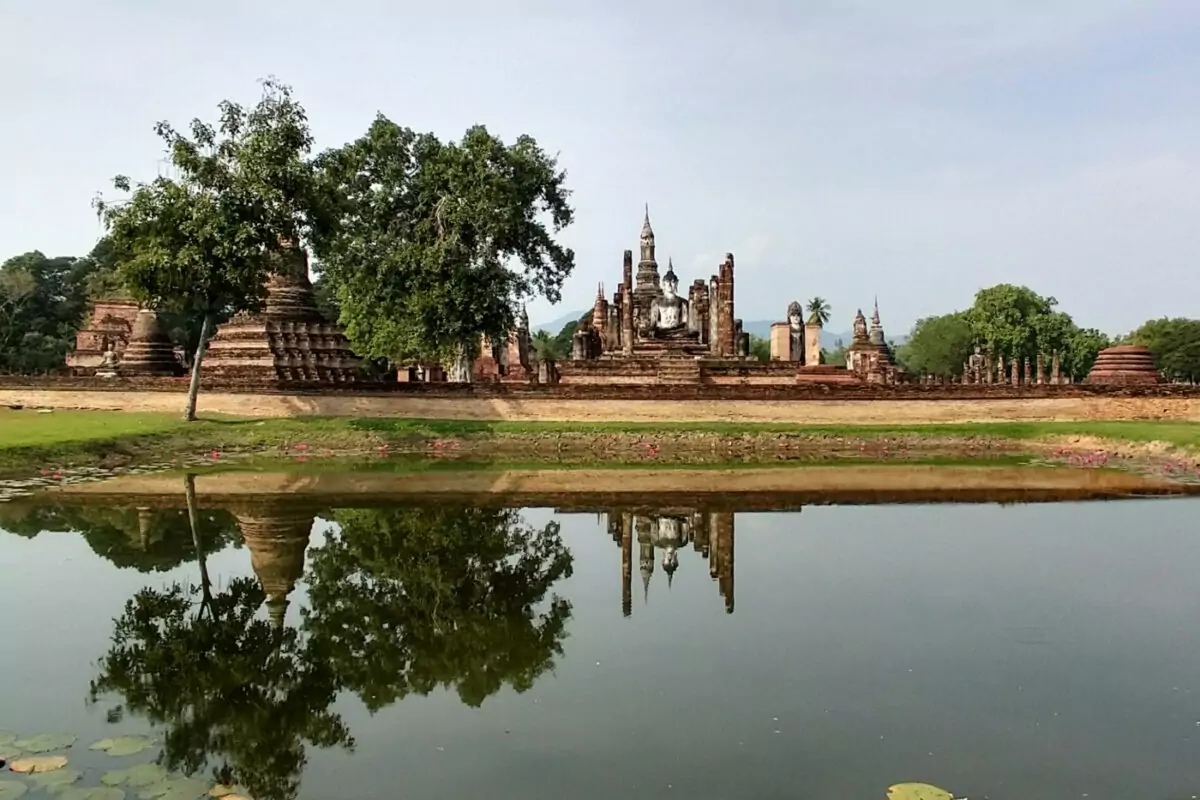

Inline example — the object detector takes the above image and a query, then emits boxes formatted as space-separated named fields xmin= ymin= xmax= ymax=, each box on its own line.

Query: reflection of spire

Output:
xmin=234 ymin=505 xmax=315 ymax=631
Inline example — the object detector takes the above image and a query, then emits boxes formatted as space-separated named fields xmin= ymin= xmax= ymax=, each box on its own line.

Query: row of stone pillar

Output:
xmin=956 ymin=351 xmax=1068 ymax=385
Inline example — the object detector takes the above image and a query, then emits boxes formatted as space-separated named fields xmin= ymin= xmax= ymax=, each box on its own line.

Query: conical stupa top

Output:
xmin=266 ymin=595 xmax=288 ymax=631
xmin=642 ymin=567 xmax=652 ymax=602
xmin=872 ymin=297 xmax=881 ymax=326
xmin=640 ymin=204 xmax=655 ymax=243
xmin=664 ymin=257 xmax=677 ymax=282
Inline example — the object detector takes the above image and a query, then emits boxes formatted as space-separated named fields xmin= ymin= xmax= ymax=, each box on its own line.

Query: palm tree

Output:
xmin=806 ymin=297 xmax=831 ymax=327
xmin=531 ymin=330 xmax=566 ymax=362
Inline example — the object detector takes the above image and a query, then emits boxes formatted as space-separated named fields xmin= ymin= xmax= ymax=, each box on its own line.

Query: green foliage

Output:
xmin=896 ymin=313 xmax=974 ymax=378
xmin=311 ymin=117 xmax=575 ymax=365
xmin=0 ymin=251 xmax=96 ymax=373
xmin=806 ymin=296 xmax=831 ymax=327
xmin=748 ymin=334 xmax=770 ymax=362
xmin=1130 ymin=317 xmax=1200 ymax=382
xmin=532 ymin=329 xmax=566 ymax=362
xmin=303 ymin=506 xmax=573 ymax=710
xmin=1062 ymin=326 xmax=1112 ymax=380
xmin=96 ymin=79 xmax=319 ymax=342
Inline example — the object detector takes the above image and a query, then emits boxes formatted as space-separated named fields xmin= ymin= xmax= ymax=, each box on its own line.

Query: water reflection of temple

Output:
xmin=601 ymin=509 xmax=735 ymax=616
xmin=231 ymin=503 xmax=316 ymax=630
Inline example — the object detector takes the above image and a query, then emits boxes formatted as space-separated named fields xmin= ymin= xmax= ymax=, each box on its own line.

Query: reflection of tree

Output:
xmin=0 ymin=502 xmax=240 ymax=572
xmin=89 ymin=483 xmax=350 ymax=800
xmin=304 ymin=507 xmax=574 ymax=709
xmin=89 ymin=578 xmax=352 ymax=800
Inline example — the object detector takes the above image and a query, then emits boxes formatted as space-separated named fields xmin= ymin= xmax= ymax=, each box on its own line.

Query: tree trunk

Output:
xmin=184 ymin=314 xmax=213 ymax=422
xmin=185 ymin=473 xmax=213 ymax=616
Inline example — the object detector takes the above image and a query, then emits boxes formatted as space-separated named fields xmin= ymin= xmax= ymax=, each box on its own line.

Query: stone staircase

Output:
xmin=656 ymin=358 xmax=702 ymax=385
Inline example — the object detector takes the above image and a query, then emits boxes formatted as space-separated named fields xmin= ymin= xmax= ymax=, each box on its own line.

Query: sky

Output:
xmin=2 ymin=0 xmax=1198 ymax=335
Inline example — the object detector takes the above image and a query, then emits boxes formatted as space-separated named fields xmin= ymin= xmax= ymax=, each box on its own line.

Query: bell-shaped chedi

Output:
xmin=1085 ymin=345 xmax=1161 ymax=385
xmin=118 ymin=308 xmax=185 ymax=377
xmin=235 ymin=506 xmax=315 ymax=630
xmin=203 ymin=240 xmax=365 ymax=383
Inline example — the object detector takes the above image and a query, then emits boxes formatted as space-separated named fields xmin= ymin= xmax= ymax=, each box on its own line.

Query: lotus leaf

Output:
xmin=94 ymin=737 xmax=154 ymax=757
xmin=207 ymin=787 xmax=250 ymax=800
xmin=9 ymin=754 xmax=69 ymax=773
xmin=0 ymin=781 xmax=27 ymax=800
xmin=0 ymin=732 xmax=15 ymax=747
xmin=124 ymin=764 xmax=169 ymax=788
xmin=13 ymin=734 xmax=76 ymax=753
xmin=30 ymin=767 xmax=81 ymax=790
xmin=137 ymin=777 xmax=210 ymax=800
xmin=101 ymin=771 xmax=129 ymax=787
xmin=886 ymin=784 xmax=954 ymax=800
xmin=59 ymin=789 xmax=127 ymax=800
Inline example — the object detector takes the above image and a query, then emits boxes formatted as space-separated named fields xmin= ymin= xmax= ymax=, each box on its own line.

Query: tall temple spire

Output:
xmin=635 ymin=205 xmax=660 ymax=292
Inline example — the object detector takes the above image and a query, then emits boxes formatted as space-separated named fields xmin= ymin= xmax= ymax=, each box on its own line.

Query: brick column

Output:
xmin=719 ymin=253 xmax=736 ymax=357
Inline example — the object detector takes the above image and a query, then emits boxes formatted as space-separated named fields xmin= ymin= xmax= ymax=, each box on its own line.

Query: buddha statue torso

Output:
xmin=648 ymin=271 xmax=690 ymax=338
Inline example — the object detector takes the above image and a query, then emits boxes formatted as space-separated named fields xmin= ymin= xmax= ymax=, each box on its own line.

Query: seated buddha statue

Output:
xmin=647 ymin=263 xmax=690 ymax=339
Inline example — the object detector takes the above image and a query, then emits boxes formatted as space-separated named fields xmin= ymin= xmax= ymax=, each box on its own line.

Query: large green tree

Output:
xmin=96 ymin=78 xmax=321 ymax=419
xmin=303 ymin=506 xmax=574 ymax=710
xmin=1129 ymin=317 xmax=1200 ymax=383
xmin=896 ymin=313 xmax=975 ymax=378
xmin=311 ymin=118 xmax=575 ymax=380
xmin=0 ymin=251 xmax=97 ymax=373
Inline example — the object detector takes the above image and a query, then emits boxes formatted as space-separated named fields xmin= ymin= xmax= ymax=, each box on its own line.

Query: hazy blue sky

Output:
xmin=2 ymin=1 xmax=1197 ymax=334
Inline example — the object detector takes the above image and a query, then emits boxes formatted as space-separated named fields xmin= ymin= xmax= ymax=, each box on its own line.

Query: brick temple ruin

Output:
xmin=556 ymin=209 xmax=901 ymax=386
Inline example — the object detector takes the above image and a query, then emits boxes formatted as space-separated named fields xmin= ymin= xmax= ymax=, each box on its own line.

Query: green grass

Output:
xmin=0 ymin=410 xmax=1195 ymax=476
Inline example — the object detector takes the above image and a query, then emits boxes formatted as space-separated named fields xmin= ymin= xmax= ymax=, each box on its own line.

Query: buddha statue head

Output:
xmin=787 ymin=301 xmax=803 ymax=329
xmin=662 ymin=263 xmax=679 ymax=299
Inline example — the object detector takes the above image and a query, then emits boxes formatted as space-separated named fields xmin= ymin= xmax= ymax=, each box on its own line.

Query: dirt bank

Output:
xmin=3 ymin=390 xmax=1199 ymax=423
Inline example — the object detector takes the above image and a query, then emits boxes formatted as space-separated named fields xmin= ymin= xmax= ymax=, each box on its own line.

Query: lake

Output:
xmin=1 ymin=466 xmax=1199 ymax=800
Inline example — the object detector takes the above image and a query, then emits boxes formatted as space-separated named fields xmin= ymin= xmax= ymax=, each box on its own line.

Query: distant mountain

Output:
xmin=741 ymin=321 xmax=907 ymax=351
xmin=534 ymin=309 xmax=589 ymax=334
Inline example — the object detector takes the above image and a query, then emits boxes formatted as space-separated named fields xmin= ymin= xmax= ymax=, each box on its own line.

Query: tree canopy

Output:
xmin=896 ymin=313 xmax=975 ymax=378
xmin=0 ymin=250 xmax=99 ymax=373
xmin=310 ymin=117 xmax=575 ymax=375
xmin=1128 ymin=317 xmax=1200 ymax=383
xmin=96 ymin=77 xmax=322 ymax=418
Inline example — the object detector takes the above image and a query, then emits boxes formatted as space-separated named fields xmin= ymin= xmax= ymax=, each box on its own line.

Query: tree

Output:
xmin=896 ymin=313 xmax=975 ymax=378
xmin=96 ymin=78 xmax=321 ymax=420
xmin=311 ymin=118 xmax=575 ymax=381
xmin=965 ymin=284 xmax=1064 ymax=359
xmin=806 ymin=297 xmax=831 ymax=327
xmin=1130 ymin=317 xmax=1200 ymax=383
xmin=303 ymin=507 xmax=573 ymax=710
xmin=748 ymin=334 xmax=771 ymax=362
xmin=0 ymin=251 xmax=96 ymax=373
xmin=532 ymin=329 xmax=566 ymax=362
xmin=1062 ymin=326 xmax=1111 ymax=381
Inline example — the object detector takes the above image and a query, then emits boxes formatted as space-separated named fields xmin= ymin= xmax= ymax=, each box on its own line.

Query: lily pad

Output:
xmin=9 ymin=754 xmax=69 ymax=773
xmin=30 ymin=767 xmax=82 ymax=790
xmin=0 ymin=781 xmax=28 ymax=800
xmin=0 ymin=732 xmax=16 ymax=747
xmin=13 ymin=733 xmax=76 ymax=753
xmin=92 ymin=737 xmax=154 ymax=757
xmin=59 ymin=789 xmax=127 ymax=800
xmin=137 ymin=777 xmax=210 ymax=800
xmin=101 ymin=771 xmax=128 ymax=786
xmin=886 ymin=784 xmax=954 ymax=800
xmin=125 ymin=764 xmax=169 ymax=788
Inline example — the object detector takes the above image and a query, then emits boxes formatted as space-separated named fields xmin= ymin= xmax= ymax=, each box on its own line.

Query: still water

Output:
xmin=1 ymin=490 xmax=1199 ymax=799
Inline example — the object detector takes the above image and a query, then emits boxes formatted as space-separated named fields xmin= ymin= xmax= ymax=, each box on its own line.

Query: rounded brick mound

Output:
xmin=1085 ymin=345 xmax=1160 ymax=385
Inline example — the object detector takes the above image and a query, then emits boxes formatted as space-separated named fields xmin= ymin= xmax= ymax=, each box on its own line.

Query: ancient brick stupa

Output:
xmin=203 ymin=241 xmax=364 ymax=383
xmin=118 ymin=308 xmax=184 ymax=377
xmin=67 ymin=297 xmax=140 ymax=375
xmin=1085 ymin=345 xmax=1161 ymax=385
xmin=235 ymin=506 xmax=315 ymax=631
